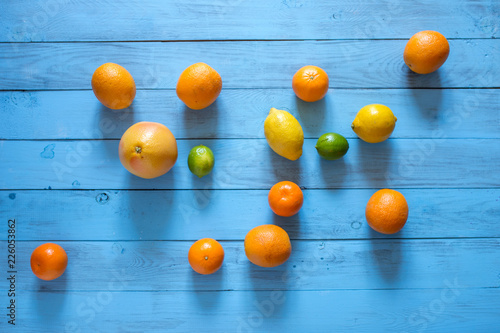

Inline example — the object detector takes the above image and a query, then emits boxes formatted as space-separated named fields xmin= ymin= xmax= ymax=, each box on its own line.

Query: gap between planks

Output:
xmin=1 ymin=137 xmax=499 ymax=141
xmin=3 ymin=237 xmax=500 ymax=242
xmin=1 ymin=87 xmax=499 ymax=92
xmin=4 ymin=286 xmax=500 ymax=293
xmin=1 ymin=187 xmax=499 ymax=191
xmin=0 ymin=37 xmax=497 ymax=44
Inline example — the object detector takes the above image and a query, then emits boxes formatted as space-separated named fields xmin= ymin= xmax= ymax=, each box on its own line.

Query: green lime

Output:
xmin=315 ymin=133 xmax=349 ymax=160
xmin=188 ymin=145 xmax=214 ymax=178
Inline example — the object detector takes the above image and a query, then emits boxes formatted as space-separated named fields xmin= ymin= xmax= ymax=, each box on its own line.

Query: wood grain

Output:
xmin=0 ymin=139 xmax=497 ymax=190
xmin=1 ymin=189 xmax=498 ymax=241
xmin=0 ymin=40 xmax=498 ymax=90
xmin=1 ymin=239 xmax=499 ymax=291
xmin=1 ymin=0 xmax=498 ymax=42
xmin=2 ymin=289 xmax=498 ymax=332
xmin=1 ymin=89 xmax=498 ymax=140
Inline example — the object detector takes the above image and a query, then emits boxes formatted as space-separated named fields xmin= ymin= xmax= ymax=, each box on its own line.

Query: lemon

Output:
xmin=188 ymin=145 xmax=214 ymax=178
xmin=264 ymin=108 xmax=304 ymax=161
xmin=315 ymin=133 xmax=349 ymax=160
xmin=351 ymin=104 xmax=397 ymax=143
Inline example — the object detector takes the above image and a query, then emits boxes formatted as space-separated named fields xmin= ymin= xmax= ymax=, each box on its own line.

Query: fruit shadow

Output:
xmin=98 ymin=103 xmax=137 ymax=157
xmin=268 ymin=149 xmax=303 ymax=185
xmin=318 ymin=155 xmax=348 ymax=187
xmin=272 ymin=211 xmax=303 ymax=240
xmin=125 ymin=172 xmax=175 ymax=239
xmin=32 ymin=275 xmax=68 ymax=317
xmin=368 ymin=229 xmax=404 ymax=282
xmin=405 ymin=65 xmax=443 ymax=89
xmin=294 ymin=96 xmax=327 ymax=138
xmin=356 ymin=139 xmax=393 ymax=187
xmin=182 ymin=101 xmax=219 ymax=140
xmin=97 ymin=103 xmax=137 ymax=139
xmin=190 ymin=170 xmax=214 ymax=193
xmin=246 ymin=258 xmax=291 ymax=308
xmin=405 ymin=68 xmax=444 ymax=120
xmin=190 ymin=265 xmax=224 ymax=307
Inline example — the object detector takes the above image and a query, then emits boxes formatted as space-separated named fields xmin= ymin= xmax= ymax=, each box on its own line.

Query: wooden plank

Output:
xmin=0 ymin=40 xmax=498 ymax=90
xmin=1 ymin=89 xmax=498 ymax=140
xmin=1 ymin=189 xmax=498 ymax=241
xmin=1 ymin=289 xmax=498 ymax=332
xmin=0 ymin=139 xmax=498 ymax=190
xmin=1 ymin=239 xmax=498 ymax=292
xmin=1 ymin=0 xmax=498 ymax=42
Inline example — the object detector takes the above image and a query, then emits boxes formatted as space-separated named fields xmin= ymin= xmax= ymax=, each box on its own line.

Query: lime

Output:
xmin=188 ymin=145 xmax=214 ymax=178
xmin=315 ymin=133 xmax=349 ymax=160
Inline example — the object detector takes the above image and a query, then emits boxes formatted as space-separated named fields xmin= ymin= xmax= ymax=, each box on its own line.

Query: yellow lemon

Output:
xmin=351 ymin=104 xmax=397 ymax=143
xmin=264 ymin=108 xmax=304 ymax=160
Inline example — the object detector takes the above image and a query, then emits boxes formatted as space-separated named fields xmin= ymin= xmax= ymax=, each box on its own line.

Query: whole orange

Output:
xmin=176 ymin=62 xmax=222 ymax=110
xmin=244 ymin=224 xmax=291 ymax=268
xmin=91 ymin=63 xmax=136 ymax=109
xmin=292 ymin=65 xmax=329 ymax=102
xmin=268 ymin=181 xmax=304 ymax=217
xmin=365 ymin=189 xmax=409 ymax=234
xmin=188 ymin=238 xmax=225 ymax=275
xmin=119 ymin=122 xmax=178 ymax=179
xmin=404 ymin=31 xmax=450 ymax=74
xmin=30 ymin=243 xmax=68 ymax=281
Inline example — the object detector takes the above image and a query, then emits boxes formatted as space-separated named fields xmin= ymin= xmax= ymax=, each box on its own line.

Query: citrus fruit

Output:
xmin=315 ymin=133 xmax=349 ymax=160
xmin=268 ymin=181 xmax=304 ymax=217
xmin=292 ymin=65 xmax=329 ymax=102
xmin=351 ymin=104 xmax=397 ymax=143
xmin=30 ymin=243 xmax=68 ymax=281
xmin=404 ymin=30 xmax=450 ymax=74
xmin=119 ymin=122 xmax=178 ymax=179
xmin=176 ymin=62 xmax=222 ymax=110
xmin=91 ymin=63 xmax=136 ymax=109
xmin=244 ymin=225 xmax=291 ymax=267
xmin=188 ymin=238 xmax=225 ymax=275
xmin=264 ymin=107 xmax=304 ymax=161
xmin=188 ymin=145 xmax=214 ymax=178
xmin=366 ymin=189 xmax=409 ymax=234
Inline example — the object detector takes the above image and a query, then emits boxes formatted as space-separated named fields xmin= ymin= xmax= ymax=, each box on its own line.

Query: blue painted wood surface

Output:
xmin=1 ymin=189 xmax=499 ymax=240
xmin=1 ymin=0 xmax=498 ymax=41
xmin=1 ymin=40 xmax=499 ymax=89
xmin=0 ymin=1 xmax=499 ymax=332
xmin=1 ymin=139 xmax=499 ymax=189
xmin=1 ymin=239 xmax=499 ymax=291
xmin=1 ymin=89 xmax=499 ymax=140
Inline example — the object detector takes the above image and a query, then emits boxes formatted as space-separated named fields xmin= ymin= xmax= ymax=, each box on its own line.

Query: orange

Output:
xmin=365 ymin=189 xmax=409 ymax=234
xmin=30 ymin=243 xmax=68 ymax=281
xmin=244 ymin=224 xmax=292 ymax=267
xmin=188 ymin=238 xmax=225 ymax=275
xmin=268 ymin=181 xmax=304 ymax=217
xmin=404 ymin=31 xmax=450 ymax=74
xmin=91 ymin=63 xmax=136 ymax=109
xmin=292 ymin=65 xmax=329 ymax=102
xmin=119 ymin=122 xmax=178 ymax=179
xmin=176 ymin=62 xmax=222 ymax=110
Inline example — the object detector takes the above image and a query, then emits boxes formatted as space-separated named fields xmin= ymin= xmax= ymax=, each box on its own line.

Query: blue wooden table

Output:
xmin=1 ymin=1 xmax=499 ymax=332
